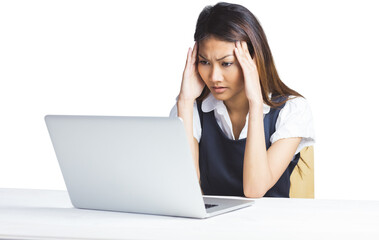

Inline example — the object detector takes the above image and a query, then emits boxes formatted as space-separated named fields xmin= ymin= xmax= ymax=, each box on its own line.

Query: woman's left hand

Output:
xmin=234 ymin=40 xmax=263 ymax=107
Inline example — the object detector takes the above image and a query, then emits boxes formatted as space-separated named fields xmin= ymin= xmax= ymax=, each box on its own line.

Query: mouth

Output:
xmin=212 ymin=86 xmax=227 ymax=93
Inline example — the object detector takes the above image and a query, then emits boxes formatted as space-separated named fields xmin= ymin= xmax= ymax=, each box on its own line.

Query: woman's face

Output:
xmin=197 ymin=35 xmax=245 ymax=102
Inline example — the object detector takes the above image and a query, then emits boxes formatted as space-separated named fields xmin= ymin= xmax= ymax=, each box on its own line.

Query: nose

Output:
xmin=210 ymin=65 xmax=223 ymax=83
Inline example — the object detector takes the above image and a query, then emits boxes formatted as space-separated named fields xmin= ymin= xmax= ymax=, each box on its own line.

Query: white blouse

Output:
xmin=169 ymin=93 xmax=316 ymax=155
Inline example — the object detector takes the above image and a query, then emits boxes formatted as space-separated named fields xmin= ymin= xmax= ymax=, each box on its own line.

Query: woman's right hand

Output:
xmin=179 ymin=41 xmax=205 ymax=101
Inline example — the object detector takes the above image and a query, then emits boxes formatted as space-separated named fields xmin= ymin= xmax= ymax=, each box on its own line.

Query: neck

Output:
xmin=223 ymin=94 xmax=250 ymax=117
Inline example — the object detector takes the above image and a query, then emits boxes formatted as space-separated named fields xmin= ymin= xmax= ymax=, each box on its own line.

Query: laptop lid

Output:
xmin=45 ymin=115 xmax=208 ymax=218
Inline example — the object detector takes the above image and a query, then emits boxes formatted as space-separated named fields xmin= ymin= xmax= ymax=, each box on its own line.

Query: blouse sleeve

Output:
xmin=169 ymin=99 xmax=202 ymax=143
xmin=270 ymin=96 xmax=316 ymax=155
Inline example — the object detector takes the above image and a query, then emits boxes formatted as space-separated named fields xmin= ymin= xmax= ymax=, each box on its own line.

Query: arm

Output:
xmin=233 ymin=40 xmax=301 ymax=198
xmin=177 ymin=99 xmax=200 ymax=182
xmin=243 ymin=102 xmax=301 ymax=198
xmin=177 ymin=41 xmax=204 ymax=185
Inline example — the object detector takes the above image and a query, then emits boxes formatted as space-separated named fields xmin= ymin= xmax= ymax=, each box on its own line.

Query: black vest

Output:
xmin=197 ymin=98 xmax=300 ymax=197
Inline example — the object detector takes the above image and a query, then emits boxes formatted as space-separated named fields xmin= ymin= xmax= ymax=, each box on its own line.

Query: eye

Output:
xmin=222 ymin=62 xmax=233 ymax=67
xmin=199 ymin=60 xmax=209 ymax=65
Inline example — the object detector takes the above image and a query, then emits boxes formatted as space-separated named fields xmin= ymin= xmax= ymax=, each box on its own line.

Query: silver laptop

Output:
xmin=45 ymin=115 xmax=254 ymax=219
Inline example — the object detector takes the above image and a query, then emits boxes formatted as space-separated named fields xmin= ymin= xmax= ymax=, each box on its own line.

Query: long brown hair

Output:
xmin=194 ymin=2 xmax=303 ymax=107
xmin=193 ymin=2 xmax=309 ymax=179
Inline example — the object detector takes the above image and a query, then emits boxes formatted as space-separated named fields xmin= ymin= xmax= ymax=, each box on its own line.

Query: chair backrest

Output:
xmin=289 ymin=146 xmax=314 ymax=198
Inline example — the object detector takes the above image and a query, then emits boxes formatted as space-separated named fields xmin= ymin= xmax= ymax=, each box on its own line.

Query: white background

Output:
xmin=1 ymin=0 xmax=378 ymax=200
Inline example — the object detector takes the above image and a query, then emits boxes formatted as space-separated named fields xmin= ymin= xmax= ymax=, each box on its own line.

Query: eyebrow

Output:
xmin=198 ymin=54 xmax=233 ymax=61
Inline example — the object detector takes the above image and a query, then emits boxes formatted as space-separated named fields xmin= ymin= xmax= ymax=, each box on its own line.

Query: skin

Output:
xmin=197 ymin=36 xmax=248 ymax=139
xmin=178 ymin=35 xmax=301 ymax=198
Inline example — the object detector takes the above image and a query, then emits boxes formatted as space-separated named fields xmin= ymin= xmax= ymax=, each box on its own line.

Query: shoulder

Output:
xmin=282 ymin=95 xmax=311 ymax=112
xmin=276 ymin=96 xmax=314 ymax=127
xmin=169 ymin=99 xmax=201 ymax=118
xmin=168 ymin=99 xmax=202 ymax=143
xmin=270 ymin=95 xmax=315 ymax=154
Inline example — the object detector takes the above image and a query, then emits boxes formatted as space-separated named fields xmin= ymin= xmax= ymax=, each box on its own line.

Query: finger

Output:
xmin=252 ymin=56 xmax=257 ymax=66
xmin=234 ymin=43 xmax=246 ymax=68
xmin=185 ymin=47 xmax=191 ymax=69
xmin=191 ymin=42 xmax=197 ymax=65
xmin=235 ymin=41 xmax=247 ymax=66
xmin=236 ymin=41 xmax=246 ymax=62
xmin=234 ymin=41 xmax=242 ymax=63
xmin=242 ymin=41 xmax=249 ymax=55
xmin=235 ymin=41 xmax=257 ymax=75
xmin=241 ymin=41 xmax=255 ymax=66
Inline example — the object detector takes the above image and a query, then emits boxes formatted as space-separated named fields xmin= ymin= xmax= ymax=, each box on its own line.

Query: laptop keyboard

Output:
xmin=205 ymin=204 xmax=218 ymax=209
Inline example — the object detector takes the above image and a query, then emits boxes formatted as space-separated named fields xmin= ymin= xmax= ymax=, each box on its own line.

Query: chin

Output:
xmin=211 ymin=93 xmax=229 ymax=101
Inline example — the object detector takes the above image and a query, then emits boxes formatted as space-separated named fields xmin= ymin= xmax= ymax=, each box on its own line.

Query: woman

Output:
xmin=169 ymin=2 xmax=315 ymax=198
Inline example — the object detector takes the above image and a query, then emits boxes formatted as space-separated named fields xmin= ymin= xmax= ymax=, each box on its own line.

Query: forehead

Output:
xmin=198 ymin=36 xmax=235 ymax=54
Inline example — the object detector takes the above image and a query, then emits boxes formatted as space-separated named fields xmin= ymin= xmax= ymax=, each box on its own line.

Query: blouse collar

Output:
xmin=201 ymin=93 xmax=271 ymax=114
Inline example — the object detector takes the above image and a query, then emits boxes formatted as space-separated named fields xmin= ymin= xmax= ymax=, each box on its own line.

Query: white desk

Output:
xmin=1 ymin=188 xmax=379 ymax=240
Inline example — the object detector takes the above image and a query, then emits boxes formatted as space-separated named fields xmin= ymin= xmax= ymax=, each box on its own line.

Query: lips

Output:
xmin=212 ymin=86 xmax=227 ymax=93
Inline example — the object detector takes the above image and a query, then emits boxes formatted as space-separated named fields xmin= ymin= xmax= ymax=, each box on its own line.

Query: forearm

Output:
xmin=243 ymin=102 xmax=272 ymax=198
xmin=177 ymin=98 xmax=200 ymax=182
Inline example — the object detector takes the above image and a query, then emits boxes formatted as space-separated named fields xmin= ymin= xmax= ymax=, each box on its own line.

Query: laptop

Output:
xmin=44 ymin=115 xmax=254 ymax=219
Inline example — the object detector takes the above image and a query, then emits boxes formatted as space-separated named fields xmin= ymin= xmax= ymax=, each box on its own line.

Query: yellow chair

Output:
xmin=289 ymin=146 xmax=314 ymax=198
